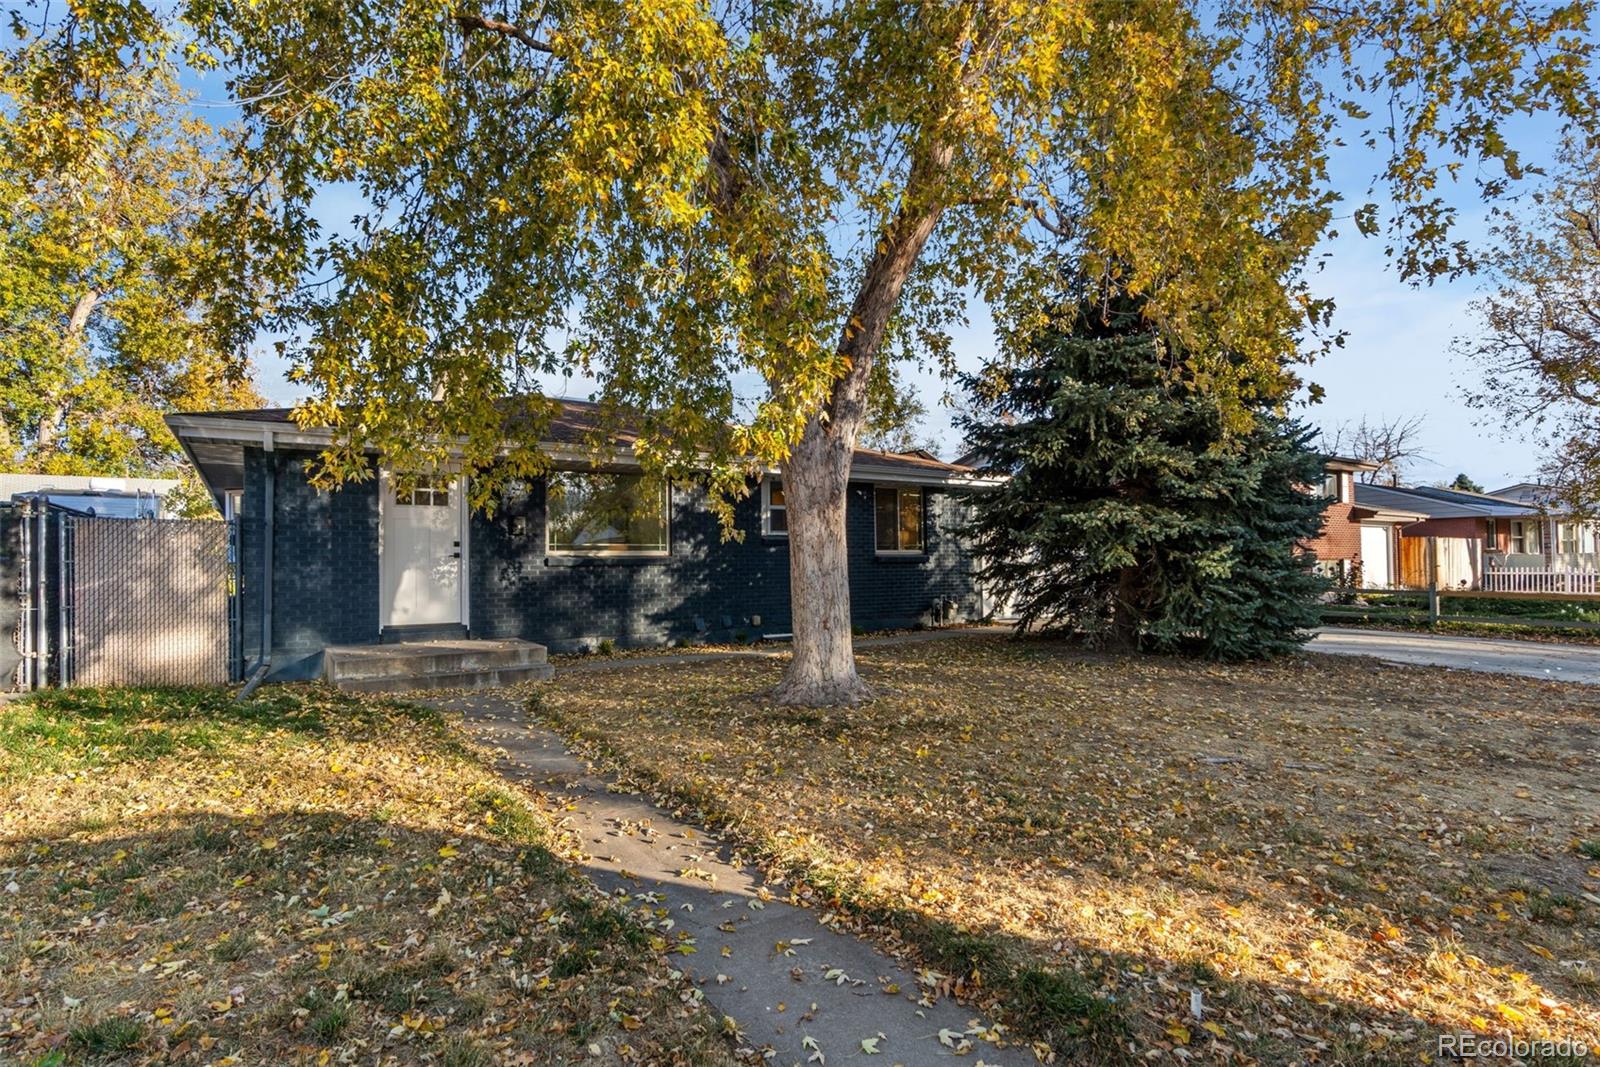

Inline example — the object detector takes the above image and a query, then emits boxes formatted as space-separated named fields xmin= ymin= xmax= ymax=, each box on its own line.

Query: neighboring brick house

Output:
xmin=1306 ymin=456 xmax=1371 ymax=569
xmin=1488 ymin=482 xmax=1600 ymax=570
xmin=1351 ymin=482 xmax=1596 ymax=587
xmin=1347 ymin=484 xmax=1525 ymax=589
xmin=1303 ymin=456 xmax=1423 ymax=588
xmin=1367 ymin=485 xmax=1536 ymax=551
xmin=168 ymin=401 xmax=985 ymax=681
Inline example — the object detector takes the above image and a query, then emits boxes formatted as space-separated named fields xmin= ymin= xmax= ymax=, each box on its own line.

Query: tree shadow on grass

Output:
xmin=577 ymin=767 xmax=1599 ymax=1065
xmin=528 ymin=735 xmax=1585 ymax=1066
xmin=538 ymin=649 xmax=1600 ymax=1065
xmin=0 ymin=809 xmax=729 ymax=1067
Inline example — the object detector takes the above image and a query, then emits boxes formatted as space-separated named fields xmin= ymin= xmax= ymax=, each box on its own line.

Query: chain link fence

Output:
xmin=10 ymin=503 xmax=237 ymax=689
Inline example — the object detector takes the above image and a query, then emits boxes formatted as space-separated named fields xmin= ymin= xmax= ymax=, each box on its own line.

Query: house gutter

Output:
xmin=237 ymin=430 xmax=274 ymax=700
xmin=165 ymin=414 xmax=984 ymax=488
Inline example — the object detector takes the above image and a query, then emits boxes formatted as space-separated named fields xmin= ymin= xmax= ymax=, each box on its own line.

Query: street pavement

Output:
xmin=1310 ymin=627 xmax=1600 ymax=685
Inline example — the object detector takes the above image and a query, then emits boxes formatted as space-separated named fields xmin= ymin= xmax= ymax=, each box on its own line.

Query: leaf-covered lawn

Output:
xmin=0 ymin=687 xmax=733 ymax=1066
xmin=539 ymin=637 xmax=1600 ymax=1063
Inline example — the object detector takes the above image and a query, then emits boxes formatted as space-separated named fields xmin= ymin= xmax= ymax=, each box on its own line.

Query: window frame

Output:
xmin=1509 ymin=519 xmax=1538 ymax=555
xmin=393 ymin=475 xmax=452 ymax=508
xmin=761 ymin=476 xmax=788 ymax=537
xmin=1560 ymin=521 xmax=1580 ymax=555
xmin=544 ymin=470 xmax=671 ymax=557
xmin=874 ymin=484 xmax=926 ymax=556
xmin=1317 ymin=472 xmax=1350 ymax=503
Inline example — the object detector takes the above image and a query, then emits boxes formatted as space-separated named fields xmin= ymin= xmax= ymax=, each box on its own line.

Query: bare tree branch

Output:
xmin=1023 ymin=198 xmax=1071 ymax=237
xmin=452 ymin=13 xmax=553 ymax=54
xmin=1326 ymin=414 xmax=1428 ymax=486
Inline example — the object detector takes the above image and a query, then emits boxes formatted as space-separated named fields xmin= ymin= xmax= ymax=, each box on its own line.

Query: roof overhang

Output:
xmin=1324 ymin=455 xmax=1381 ymax=474
xmin=848 ymin=463 xmax=1001 ymax=488
xmin=165 ymin=414 xmax=986 ymax=495
xmin=1352 ymin=505 xmax=1429 ymax=523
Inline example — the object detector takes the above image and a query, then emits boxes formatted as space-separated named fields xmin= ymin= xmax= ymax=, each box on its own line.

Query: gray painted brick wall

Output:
xmin=241 ymin=448 xmax=980 ymax=677
xmin=240 ymin=448 xmax=381 ymax=679
xmin=470 ymin=478 xmax=979 ymax=650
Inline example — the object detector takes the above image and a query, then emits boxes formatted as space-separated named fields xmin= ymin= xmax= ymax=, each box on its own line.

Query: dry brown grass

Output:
xmin=0 ymin=687 xmax=734 ymax=1066
xmin=539 ymin=636 xmax=1600 ymax=1063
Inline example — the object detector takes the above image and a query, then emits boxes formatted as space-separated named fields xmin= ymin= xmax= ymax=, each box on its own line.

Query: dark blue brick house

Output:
xmin=169 ymin=401 xmax=986 ymax=680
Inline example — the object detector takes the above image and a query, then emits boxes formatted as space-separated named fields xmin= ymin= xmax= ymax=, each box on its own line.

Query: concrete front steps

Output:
xmin=323 ymin=638 xmax=553 ymax=693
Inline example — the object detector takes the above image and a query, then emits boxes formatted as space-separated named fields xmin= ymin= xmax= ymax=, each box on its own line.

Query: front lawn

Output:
xmin=540 ymin=637 xmax=1600 ymax=1063
xmin=1323 ymin=592 xmax=1600 ymax=646
xmin=0 ymin=687 xmax=732 ymax=1065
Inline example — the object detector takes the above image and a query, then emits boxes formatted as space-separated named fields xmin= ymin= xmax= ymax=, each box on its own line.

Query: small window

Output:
xmin=762 ymin=477 xmax=788 ymax=536
xmin=395 ymin=476 xmax=451 ymax=507
xmin=547 ymin=471 xmax=669 ymax=554
xmin=1560 ymin=522 xmax=1579 ymax=555
xmin=874 ymin=485 xmax=924 ymax=554
xmin=1317 ymin=471 xmax=1351 ymax=503
xmin=1509 ymin=520 xmax=1539 ymax=555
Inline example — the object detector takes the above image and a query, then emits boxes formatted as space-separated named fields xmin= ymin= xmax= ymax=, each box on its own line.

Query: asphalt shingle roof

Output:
xmin=179 ymin=400 xmax=975 ymax=475
xmin=1353 ymin=483 xmax=1535 ymax=519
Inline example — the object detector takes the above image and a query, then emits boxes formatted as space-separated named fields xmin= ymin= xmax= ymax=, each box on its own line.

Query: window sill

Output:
xmin=545 ymin=553 xmax=671 ymax=567
xmin=874 ymin=550 xmax=928 ymax=561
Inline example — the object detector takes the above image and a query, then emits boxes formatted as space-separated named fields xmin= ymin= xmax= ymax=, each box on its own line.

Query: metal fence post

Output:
xmin=17 ymin=502 xmax=32 ymax=690
xmin=57 ymin=511 xmax=70 ymax=686
xmin=1427 ymin=535 xmax=1441 ymax=626
xmin=35 ymin=504 xmax=48 ymax=685
xmin=227 ymin=518 xmax=241 ymax=682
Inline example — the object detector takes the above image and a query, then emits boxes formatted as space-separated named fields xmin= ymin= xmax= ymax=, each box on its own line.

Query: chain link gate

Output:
xmin=15 ymin=503 xmax=238 ymax=688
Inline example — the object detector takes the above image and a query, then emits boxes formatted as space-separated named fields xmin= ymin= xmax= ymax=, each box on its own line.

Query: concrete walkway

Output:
xmin=427 ymin=690 xmax=1010 ymax=1066
xmin=1310 ymin=627 xmax=1600 ymax=685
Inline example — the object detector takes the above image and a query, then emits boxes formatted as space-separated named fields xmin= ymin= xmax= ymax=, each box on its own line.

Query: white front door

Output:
xmin=380 ymin=471 xmax=463 ymax=627
xmin=1359 ymin=524 xmax=1392 ymax=589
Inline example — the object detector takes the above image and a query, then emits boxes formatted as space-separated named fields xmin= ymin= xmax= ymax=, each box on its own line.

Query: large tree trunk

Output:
xmin=772 ymin=419 xmax=864 ymax=704
xmin=1110 ymin=564 xmax=1142 ymax=650
xmin=772 ymin=143 xmax=952 ymax=706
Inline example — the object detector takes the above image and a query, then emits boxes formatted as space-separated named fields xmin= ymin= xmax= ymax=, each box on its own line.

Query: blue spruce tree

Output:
xmin=962 ymin=303 xmax=1328 ymax=659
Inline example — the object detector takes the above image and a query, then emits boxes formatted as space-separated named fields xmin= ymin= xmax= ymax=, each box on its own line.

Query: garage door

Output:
xmin=1359 ymin=525 xmax=1392 ymax=588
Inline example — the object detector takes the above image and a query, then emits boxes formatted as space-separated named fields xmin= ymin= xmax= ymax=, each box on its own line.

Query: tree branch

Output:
xmin=1024 ymin=198 xmax=1071 ymax=238
xmin=452 ymin=13 xmax=553 ymax=54
xmin=825 ymin=140 xmax=955 ymax=436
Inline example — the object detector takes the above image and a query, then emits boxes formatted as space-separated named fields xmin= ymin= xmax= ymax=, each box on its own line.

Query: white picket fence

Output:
xmin=1483 ymin=568 xmax=1600 ymax=595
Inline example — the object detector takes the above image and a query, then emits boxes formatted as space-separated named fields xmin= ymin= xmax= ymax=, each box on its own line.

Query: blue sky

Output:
xmin=253 ymin=207 xmax=1533 ymax=486
xmin=243 ymin=82 xmax=1565 ymax=494
xmin=1297 ymin=222 xmax=1521 ymax=489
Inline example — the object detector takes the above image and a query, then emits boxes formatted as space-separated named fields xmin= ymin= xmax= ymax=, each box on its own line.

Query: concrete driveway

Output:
xmin=1310 ymin=627 xmax=1600 ymax=685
